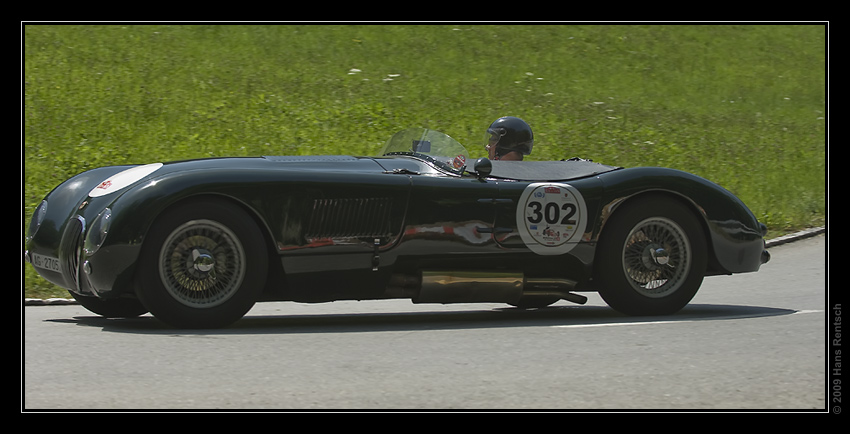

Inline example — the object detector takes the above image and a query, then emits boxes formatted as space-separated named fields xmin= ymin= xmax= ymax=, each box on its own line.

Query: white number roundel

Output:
xmin=88 ymin=163 xmax=163 ymax=198
xmin=516 ymin=183 xmax=587 ymax=255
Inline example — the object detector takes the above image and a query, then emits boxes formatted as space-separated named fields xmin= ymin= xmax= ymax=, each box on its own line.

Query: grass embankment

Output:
xmin=23 ymin=24 xmax=826 ymax=298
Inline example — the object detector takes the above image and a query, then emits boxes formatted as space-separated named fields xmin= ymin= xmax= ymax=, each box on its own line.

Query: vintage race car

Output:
xmin=25 ymin=128 xmax=770 ymax=328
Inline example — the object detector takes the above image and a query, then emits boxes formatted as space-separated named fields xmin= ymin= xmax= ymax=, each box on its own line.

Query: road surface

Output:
xmin=23 ymin=235 xmax=828 ymax=410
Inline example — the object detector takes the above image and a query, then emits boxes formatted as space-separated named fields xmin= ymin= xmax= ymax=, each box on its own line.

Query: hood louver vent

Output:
xmin=306 ymin=198 xmax=393 ymax=239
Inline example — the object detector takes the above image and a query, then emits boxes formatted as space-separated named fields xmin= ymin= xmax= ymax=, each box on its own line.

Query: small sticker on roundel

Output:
xmin=516 ymin=182 xmax=587 ymax=255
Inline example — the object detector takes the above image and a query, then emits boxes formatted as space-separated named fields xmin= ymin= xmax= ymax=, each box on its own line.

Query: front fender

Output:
xmin=82 ymin=166 xmax=275 ymax=298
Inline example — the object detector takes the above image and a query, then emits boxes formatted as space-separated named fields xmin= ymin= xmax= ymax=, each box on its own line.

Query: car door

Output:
xmin=401 ymin=175 xmax=501 ymax=255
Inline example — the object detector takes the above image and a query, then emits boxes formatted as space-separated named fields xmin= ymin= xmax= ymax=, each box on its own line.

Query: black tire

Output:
xmin=69 ymin=291 xmax=149 ymax=318
xmin=135 ymin=199 xmax=268 ymax=328
xmin=594 ymin=196 xmax=707 ymax=316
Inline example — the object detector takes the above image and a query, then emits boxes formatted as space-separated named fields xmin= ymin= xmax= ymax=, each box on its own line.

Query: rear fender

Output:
xmin=597 ymin=168 xmax=765 ymax=275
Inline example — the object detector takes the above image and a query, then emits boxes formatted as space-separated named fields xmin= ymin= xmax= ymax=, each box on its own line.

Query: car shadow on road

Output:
xmin=62 ymin=303 xmax=799 ymax=335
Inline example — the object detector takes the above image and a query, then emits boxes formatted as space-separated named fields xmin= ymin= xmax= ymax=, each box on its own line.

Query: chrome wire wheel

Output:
xmin=621 ymin=217 xmax=691 ymax=298
xmin=158 ymin=219 xmax=247 ymax=309
xmin=594 ymin=195 xmax=707 ymax=316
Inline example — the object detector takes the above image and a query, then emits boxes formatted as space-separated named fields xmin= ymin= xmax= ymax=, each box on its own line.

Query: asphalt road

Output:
xmin=23 ymin=235 xmax=828 ymax=411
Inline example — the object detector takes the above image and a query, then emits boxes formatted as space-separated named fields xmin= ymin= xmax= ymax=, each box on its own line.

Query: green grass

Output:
xmin=23 ymin=24 xmax=826 ymax=298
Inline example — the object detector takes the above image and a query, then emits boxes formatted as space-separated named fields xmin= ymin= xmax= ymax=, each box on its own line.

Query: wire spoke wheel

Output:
xmin=594 ymin=196 xmax=707 ymax=316
xmin=136 ymin=199 xmax=268 ymax=328
xmin=159 ymin=219 xmax=247 ymax=309
xmin=621 ymin=217 xmax=690 ymax=298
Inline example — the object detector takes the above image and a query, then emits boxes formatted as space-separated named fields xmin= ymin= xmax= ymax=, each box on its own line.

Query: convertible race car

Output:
xmin=25 ymin=128 xmax=769 ymax=328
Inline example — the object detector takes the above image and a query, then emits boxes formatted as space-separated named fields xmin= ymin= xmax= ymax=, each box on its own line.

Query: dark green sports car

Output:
xmin=25 ymin=128 xmax=769 ymax=328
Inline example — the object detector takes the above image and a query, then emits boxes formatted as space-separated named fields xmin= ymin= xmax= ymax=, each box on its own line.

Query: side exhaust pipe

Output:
xmin=401 ymin=271 xmax=587 ymax=305
xmin=524 ymin=277 xmax=588 ymax=305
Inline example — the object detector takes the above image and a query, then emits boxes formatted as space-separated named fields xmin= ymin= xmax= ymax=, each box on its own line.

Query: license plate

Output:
xmin=31 ymin=253 xmax=61 ymax=272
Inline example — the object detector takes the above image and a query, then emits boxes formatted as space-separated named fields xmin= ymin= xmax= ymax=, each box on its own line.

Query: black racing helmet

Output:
xmin=487 ymin=116 xmax=534 ymax=156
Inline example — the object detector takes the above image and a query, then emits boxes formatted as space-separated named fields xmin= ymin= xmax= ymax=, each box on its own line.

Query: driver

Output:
xmin=485 ymin=116 xmax=534 ymax=161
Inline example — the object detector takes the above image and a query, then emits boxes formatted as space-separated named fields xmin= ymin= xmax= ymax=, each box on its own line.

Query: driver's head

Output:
xmin=485 ymin=116 xmax=533 ymax=161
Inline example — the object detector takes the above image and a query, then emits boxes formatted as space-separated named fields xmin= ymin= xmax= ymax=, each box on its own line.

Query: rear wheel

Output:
xmin=135 ymin=199 xmax=268 ymax=328
xmin=594 ymin=196 xmax=707 ymax=316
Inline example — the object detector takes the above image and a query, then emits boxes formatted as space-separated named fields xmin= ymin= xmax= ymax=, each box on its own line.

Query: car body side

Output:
xmin=25 ymin=155 xmax=766 ymax=304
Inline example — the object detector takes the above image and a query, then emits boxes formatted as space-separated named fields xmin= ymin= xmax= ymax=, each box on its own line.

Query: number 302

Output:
xmin=527 ymin=201 xmax=577 ymax=225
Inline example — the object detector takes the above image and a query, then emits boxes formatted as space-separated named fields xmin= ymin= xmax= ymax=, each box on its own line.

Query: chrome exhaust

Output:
xmin=416 ymin=271 xmax=524 ymax=304
xmin=523 ymin=277 xmax=587 ymax=305
xmin=409 ymin=271 xmax=587 ymax=305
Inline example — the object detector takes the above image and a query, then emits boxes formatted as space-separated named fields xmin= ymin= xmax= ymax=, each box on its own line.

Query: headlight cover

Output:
xmin=84 ymin=207 xmax=112 ymax=255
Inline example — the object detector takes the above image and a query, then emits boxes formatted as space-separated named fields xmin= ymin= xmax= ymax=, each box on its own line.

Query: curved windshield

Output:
xmin=378 ymin=128 xmax=470 ymax=174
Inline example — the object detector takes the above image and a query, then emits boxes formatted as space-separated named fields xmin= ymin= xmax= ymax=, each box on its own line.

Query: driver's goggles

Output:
xmin=487 ymin=127 xmax=506 ymax=145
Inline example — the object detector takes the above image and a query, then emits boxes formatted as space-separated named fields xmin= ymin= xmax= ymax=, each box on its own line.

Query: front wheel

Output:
xmin=135 ymin=199 xmax=268 ymax=328
xmin=594 ymin=196 xmax=707 ymax=316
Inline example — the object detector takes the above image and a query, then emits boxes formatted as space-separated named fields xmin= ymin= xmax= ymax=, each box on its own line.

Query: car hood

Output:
xmin=159 ymin=155 xmax=386 ymax=173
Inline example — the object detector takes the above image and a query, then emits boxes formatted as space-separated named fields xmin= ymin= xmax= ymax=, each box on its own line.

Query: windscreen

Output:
xmin=379 ymin=128 xmax=470 ymax=174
